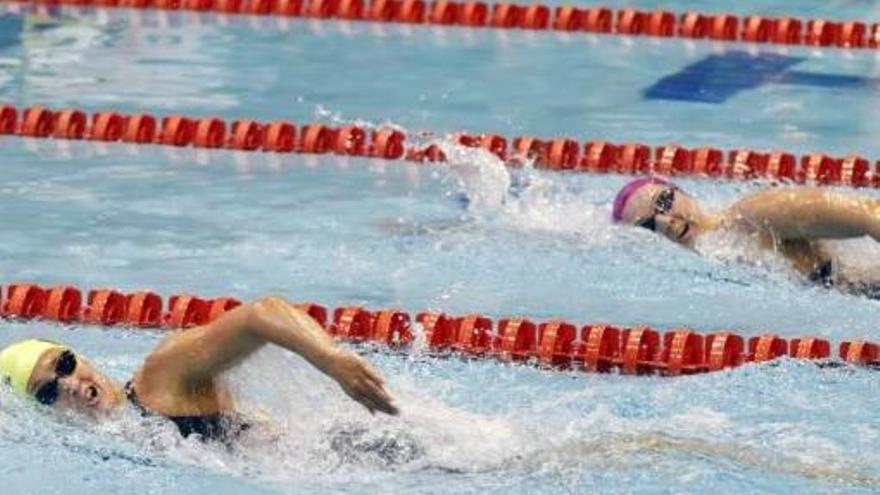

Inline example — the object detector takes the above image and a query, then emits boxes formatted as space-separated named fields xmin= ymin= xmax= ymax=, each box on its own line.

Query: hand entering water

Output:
xmin=329 ymin=351 xmax=398 ymax=416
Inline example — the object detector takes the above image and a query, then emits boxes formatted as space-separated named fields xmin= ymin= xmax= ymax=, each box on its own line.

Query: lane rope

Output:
xmin=10 ymin=0 xmax=880 ymax=53
xmin=2 ymin=103 xmax=880 ymax=189
xmin=2 ymin=281 xmax=878 ymax=376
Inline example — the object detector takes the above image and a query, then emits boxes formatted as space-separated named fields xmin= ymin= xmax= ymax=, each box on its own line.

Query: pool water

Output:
xmin=0 ymin=3 xmax=879 ymax=494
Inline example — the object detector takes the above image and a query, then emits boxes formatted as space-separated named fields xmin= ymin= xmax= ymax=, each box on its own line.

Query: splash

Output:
xmin=693 ymin=226 xmax=800 ymax=282
xmin=127 ymin=347 xmax=521 ymax=482
xmin=1 ymin=346 xmax=878 ymax=492
xmin=436 ymin=140 xmax=615 ymax=245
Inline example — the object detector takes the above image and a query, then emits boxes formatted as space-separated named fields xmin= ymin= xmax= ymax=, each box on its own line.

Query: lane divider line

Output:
xmin=12 ymin=0 xmax=880 ymax=53
xmin=3 ymin=103 xmax=880 ymax=189
xmin=3 ymin=281 xmax=878 ymax=376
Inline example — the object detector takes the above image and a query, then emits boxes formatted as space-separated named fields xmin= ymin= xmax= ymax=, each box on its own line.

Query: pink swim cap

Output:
xmin=611 ymin=176 xmax=672 ymax=223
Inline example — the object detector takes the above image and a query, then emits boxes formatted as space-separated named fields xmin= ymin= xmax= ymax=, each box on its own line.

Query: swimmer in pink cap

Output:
xmin=612 ymin=176 xmax=715 ymax=248
xmin=613 ymin=177 xmax=880 ymax=291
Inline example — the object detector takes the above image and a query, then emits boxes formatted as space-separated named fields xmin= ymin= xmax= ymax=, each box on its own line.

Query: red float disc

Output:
xmin=581 ymin=325 xmax=621 ymax=372
xmin=616 ymin=9 xmax=645 ymax=35
xmin=748 ymin=334 xmax=788 ymax=362
xmin=370 ymin=129 xmax=405 ymax=159
xmin=159 ymin=116 xmax=195 ymax=147
xmin=125 ymin=291 xmax=164 ymax=327
xmin=90 ymin=112 xmax=124 ymax=141
xmin=490 ymin=3 xmax=521 ymax=28
xmin=166 ymin=295 xmax=209 ymax=328
xmin=646 ymin=11 xmax=675 ymax=37
xmin=3 ymin=284 xmax=48 ymax=319
xmin=193 ymin=118 xmax=227 ymax=149
xmin=43 ymin=286 xmax=83 ymax=323
xmin=706 ymin=332 xmax=744 ymax=371
xmin=262 ymin=121 xmax=296 ymax=152
xmin=123 ymin=114 xmax=158 ymax=144
xmin=774 ymin=18 xmax=803 ymax=44
xmin=229 ymin=119 xmax=265 ymax=150
xmin=53 ymin=109 xmax=87 ymax=140
xmin=397 ymin=0 xmax=425 ymax=22
xmin=333 ymin=306 xmax=373 ymax=340
xmin=583 ymin=7 xmax=611 ymax=33
xmin=536 ymin=320 xmax=576 ymax=366
xmin=428 ymin=0 xmax=459 ymax=25
xmin=334 ymin=126 xmax=367 ymax=155
xmin=520 ymin=4 xmax=549 ymax=30
xmin=496 ymin=318 xmax=537 ymax=360
xmin=373 ymin=310 xmax=413 ymax=346
xmin=0 ymin=105 xmax=17 ymax=135
xmin=458 ymin=2 xmax=487 ymax=26
xmin=616 ymin=143 xmax=650 ymax=174
xmin=679 ymin=12 xmax=707 ymax=39
xmin=691 ymin=147 xmax=723 ymax=177
xmin=21 ymin=106 xmax=55 ymax=138
xmin=552 ymin=6 xmax=583 ymax=31
xmin=546 ymin=139 xmax=578 ymax=170
xmin=84 ymin=289 xmax=126 ymax=326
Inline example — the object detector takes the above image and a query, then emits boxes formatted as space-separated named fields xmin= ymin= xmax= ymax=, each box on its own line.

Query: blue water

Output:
xmin=0 ymin=3 xmax=879 ymax=494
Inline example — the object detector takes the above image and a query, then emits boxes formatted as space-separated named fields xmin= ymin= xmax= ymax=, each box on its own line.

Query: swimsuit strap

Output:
xmin=124 ymin=380 xmax=150 ymax=416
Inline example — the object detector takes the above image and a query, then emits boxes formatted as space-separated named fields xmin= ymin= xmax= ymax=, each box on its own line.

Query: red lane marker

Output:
xmin=5 ymin=103 xmax=880 ymax=189
xmin=15 ymin=0 xmax=880 ymax=53
xmin=1 ymin=280 xmax=877 ymax=377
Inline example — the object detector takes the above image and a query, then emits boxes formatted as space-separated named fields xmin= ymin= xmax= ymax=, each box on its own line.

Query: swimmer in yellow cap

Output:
xmin=0 ymin=297 xmax=397 ymax=441
xmin=613 ymin=179 xmax=880 ymax=293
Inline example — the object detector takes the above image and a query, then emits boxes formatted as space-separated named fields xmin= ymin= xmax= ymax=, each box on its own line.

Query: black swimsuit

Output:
xmin=808 ymin=260 xmax=835 ymax=288
xmin=807 ymin=259 xmax=880 ymax=299
xmin=125 ymin=381 xmax=249 ymax=442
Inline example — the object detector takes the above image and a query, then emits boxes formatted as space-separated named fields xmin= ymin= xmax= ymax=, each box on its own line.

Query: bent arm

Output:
xmin=143 ymin=297 xmax=397 ymax=415
xmin=730 ymin=187 xmax=880 ymax=241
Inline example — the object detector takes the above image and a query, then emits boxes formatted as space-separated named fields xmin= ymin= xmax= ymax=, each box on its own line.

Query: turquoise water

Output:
xmin=0 ymin=3 xmax=879 ymax=494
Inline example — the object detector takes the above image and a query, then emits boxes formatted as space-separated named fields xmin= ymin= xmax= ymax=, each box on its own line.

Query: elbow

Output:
xmin=252 ymin=295 xmax=287 ymax=310
xmin=245 ymin=295 xmax=290 ymax=326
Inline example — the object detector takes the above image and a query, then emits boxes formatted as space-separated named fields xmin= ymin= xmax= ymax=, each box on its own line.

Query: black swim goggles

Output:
xmin=636 ymin=187 xmax=677 ymax=232
xmin=33 ymin=350 xmax=77 ymax=406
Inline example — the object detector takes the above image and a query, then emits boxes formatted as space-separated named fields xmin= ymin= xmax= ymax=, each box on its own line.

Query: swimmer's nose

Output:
xmin=655 ymin=213 xmax=675 ymax=232
xmin=656 ymin=215 xmax=686 ymax=241
xmin=58 ymin=376 xmax=84 ymax=401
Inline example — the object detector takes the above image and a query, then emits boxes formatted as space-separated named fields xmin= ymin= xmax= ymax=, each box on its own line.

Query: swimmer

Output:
xmin=613 ymin=177 xmax=880 ymax=292
xmin=0 ymin=296 xmax=398 ymax=442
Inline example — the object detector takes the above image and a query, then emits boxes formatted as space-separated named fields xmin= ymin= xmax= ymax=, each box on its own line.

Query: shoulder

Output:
xmin=131 ymin=330 xmax=203 ymax=401
xmin=131 ymin=328 xmax=228 ymax=415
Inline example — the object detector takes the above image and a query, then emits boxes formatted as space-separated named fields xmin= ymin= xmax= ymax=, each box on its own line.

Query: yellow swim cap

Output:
xmin=0 ymin=339 xmax=64 ymax=396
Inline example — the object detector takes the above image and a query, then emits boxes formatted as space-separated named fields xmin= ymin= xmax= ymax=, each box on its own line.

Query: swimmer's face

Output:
xmin=27 ymin=348 xmax=122 ymax=416
xmin=620 ymin=184 xmax=703 ymax=247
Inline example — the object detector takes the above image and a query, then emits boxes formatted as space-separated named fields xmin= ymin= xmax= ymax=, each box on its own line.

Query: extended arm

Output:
xmin=730 ymin=187 xmax=880 ymax=242
xmin=141 ymin=297 xmax=397 ymax=415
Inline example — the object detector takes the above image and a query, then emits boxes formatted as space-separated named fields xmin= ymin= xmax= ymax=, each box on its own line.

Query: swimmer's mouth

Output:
xmin=84 ymin=384 xmax=100 ymax=407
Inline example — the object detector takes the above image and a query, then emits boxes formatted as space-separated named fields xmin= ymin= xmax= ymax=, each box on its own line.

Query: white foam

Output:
xmin=437 ymin=140 xmax=614 ymax=246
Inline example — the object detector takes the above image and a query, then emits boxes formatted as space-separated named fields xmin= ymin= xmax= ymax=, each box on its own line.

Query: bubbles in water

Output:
xmin=694 ymin=225 xmax=800 ymax=282
xmin=436 ymin=140 xmax=614 ymax=246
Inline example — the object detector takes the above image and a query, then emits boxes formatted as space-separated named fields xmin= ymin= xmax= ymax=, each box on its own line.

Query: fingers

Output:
xmin=364 ymin=372 xmax=397 ymax=414
xmin=366 ymin=386 xmax=399 ymax=415
xmin=362 ymin=362 xmax=386 ymax=387
xmin=352 ymin=355 xmax=386 ymax=387
xmin=373 ymin=383 xmax=395 ymax=410
xmin=356 ymin=380 xmax=398 ymax=416
xmin=353 ymin=357 xmax=397 ymax=415
xmin=338 ymin=353 xmax=399 ymax=416
xmin=358 ymin=395 xmax=380 ymax=416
